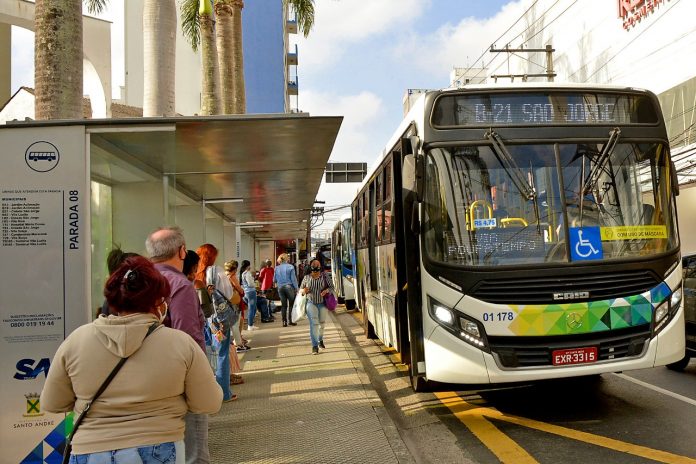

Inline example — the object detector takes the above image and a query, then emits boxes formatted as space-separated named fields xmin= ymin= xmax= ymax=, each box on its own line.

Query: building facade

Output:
xmin=123 ymin=0 xmax=298 ymax=115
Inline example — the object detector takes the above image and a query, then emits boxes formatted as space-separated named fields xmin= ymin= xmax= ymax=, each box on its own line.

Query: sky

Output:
xmin=291 ymin=0 xmax=528 ymax=235
xmin=10 ymin=0 xmax=528 ymax=236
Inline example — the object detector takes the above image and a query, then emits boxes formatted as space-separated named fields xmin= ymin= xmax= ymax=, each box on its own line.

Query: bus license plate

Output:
xmin=552 ymin=347 xmax=598 ymax=366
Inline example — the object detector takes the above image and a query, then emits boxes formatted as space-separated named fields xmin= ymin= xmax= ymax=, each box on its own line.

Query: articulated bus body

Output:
xmin=331 ymin=214 xmax=357 ymax=310
xmin=352 ymin=84 xmax=685 ymax=391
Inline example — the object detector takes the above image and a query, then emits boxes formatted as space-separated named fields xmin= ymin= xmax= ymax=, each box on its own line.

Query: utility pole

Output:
xmin=489 ymin=44 xmax=556 ymax=82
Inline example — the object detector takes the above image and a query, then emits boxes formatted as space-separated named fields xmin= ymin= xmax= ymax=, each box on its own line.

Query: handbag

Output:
xmin=322 ymin=274 xmax=338 ymax=311
xmin=291 ymin=292 xmax=307 ymax=322
xmin=63 ymin=322 xmax=159 ymax=464
xmin=210 ymin=289 xmax=237 ymax=335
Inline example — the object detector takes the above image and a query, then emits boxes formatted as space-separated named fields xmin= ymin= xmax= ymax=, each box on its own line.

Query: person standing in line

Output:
xmin=300 ymin=258 xmax=336 ymax=355
xmin=99 ymin=247 xmax=139 ymax=317
xmin=257 ymin=259 xmax=276 ymax=322
xmin=42 ymin=256 xmax=222 ymax=463
xmin=240 ymin=260 xmax=259 ymax=330
xmin=146 ymin=227 xmax=215 ymax=463
xmin=195 ymin=244 xmax=239 ymax=402
xmin=224 ymin=260 xmax=250 ymax=353
xmin=274 ymin=253 xmax=298 ymax=327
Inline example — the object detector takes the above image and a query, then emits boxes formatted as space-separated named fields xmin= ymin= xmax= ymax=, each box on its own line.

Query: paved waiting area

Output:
xmin=208 ymin=305 xmax=412 ymax=463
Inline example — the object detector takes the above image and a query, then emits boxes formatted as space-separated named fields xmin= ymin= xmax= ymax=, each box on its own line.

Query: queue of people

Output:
xmin=42 ymin=225 xmax=334 ymax=463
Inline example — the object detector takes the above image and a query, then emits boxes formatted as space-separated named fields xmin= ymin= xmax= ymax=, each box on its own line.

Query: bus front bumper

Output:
xmin=424 ymin=309 xmax=686 ymax=385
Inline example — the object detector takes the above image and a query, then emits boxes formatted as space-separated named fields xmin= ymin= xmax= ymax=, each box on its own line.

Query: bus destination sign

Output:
xmin=432 ymin=92 xmax=658 ymax=127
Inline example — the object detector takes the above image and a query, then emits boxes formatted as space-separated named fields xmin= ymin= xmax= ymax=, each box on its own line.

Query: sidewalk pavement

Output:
xmin=208 ymin=305 xmax=415 ymax=464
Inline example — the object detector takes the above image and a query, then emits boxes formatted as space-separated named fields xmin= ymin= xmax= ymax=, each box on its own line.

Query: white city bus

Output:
xmin=352 ymin=84 xmax=685 ymax=391
xmin=331 ymin=213 xmax=356 ymax=310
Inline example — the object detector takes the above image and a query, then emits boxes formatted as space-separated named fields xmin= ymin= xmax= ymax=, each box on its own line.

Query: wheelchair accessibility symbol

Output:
xmin=569 ymin=227 xmax=603 ymax=261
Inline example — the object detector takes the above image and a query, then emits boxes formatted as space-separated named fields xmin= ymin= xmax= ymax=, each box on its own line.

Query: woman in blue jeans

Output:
xmin=240 ymin=260 xmax=259 ymax=330
xmin=197 ymin=244 xmax=238 ymax=402
xmin=300 ymin=259 xmax=336 ymax=354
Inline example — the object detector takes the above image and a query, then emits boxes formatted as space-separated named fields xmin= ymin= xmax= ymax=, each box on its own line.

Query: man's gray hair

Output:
xmin=146 ymin=226 xmax=185 ymax=262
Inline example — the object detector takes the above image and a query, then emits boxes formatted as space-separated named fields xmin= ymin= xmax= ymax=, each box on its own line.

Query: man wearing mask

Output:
xmin=146 ymin=226 xmax=211 ymax=464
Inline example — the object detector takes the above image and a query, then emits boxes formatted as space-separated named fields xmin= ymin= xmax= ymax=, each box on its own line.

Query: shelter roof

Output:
xmin=5 ymin=114 xmax=342 ymax=240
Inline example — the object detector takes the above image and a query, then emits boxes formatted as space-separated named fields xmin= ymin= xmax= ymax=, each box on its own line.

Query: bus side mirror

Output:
xmin=671 ymin=161 xmax=680 ymax=196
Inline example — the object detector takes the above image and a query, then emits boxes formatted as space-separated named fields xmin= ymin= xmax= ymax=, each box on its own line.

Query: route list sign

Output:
xmin=0 ymin=126 xmax=88 ymax=463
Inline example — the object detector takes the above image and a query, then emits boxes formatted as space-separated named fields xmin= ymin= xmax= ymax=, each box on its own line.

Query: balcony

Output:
xmin=287 ymin=44 xmax=298 ymax=66
xmin=286 ymin=18 xmax=298 ymax=34
xmin=287 ymin=76 xmax=298 ymax=95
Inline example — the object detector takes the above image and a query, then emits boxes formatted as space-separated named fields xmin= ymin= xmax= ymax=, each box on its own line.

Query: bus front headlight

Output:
xmin=653 ymin=287 xmax=682 ymax=335
xmin=429 ymin=298 xmax=489 ymax=351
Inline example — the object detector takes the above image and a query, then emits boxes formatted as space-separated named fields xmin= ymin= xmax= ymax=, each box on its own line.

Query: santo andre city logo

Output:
xmin=14 ymin=358 xmax=51 ymax=380
xmin=25 ymin=141 xmax=60 ymax=173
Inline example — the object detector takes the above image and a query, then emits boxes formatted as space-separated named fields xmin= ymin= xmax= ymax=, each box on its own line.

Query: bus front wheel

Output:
xmin=666 ymin=355 xmax=691 ymax=371
xmin=409 ymin=362 xmax=431 ymax=392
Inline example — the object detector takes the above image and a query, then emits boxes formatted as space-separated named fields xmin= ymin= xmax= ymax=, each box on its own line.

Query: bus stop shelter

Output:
xmin=0 ymin=113 xmax=341 ymax=461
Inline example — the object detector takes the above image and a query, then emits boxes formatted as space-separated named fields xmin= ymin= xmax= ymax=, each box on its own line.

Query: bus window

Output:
xmin=384 ymin=162 xmax=392 ymax=243
xmin=376 ymin=171 xmax=383 ymax=242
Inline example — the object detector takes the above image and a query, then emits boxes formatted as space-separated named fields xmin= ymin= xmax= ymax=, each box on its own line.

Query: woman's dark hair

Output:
xmin=104 ymin=256 xmax=170 ymax=314
xmin=183 ymin=249 xmax=200 ymax=276
xmin=106 ymin=246 xmax=139 ymax=275
xmin=239 ymin=260 xmax=251 ymax=279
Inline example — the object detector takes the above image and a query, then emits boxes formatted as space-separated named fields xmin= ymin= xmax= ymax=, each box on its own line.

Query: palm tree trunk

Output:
xmin=143 ymin=0 xmax=177 ymax=117
xmin=200 ymin=6 xmax=221 ymax=115
xmin=34 ymin=0 xmax=83 ymax=120
xmin=215 ymin=0 xmax=235 ymax=114
xmin=230 ymin=0 xmax=245 ymax=113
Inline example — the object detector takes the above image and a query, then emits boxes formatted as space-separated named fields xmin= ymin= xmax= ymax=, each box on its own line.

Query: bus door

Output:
xmin=368 ymin=180 xmax=384 ymax=340
xmin=378 ymin=161 xmax=398 ymax=349
xmin=391 ymin=147 xmax=410 ymax=362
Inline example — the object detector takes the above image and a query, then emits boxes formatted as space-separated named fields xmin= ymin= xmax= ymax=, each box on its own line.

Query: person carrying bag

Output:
xmin=40 ymin=257 xmax=222 ymax=463
xmin=62 ymin=322 xmax=159 ymax=463
xmin=299 ymin=259 xmax=336 ymax=355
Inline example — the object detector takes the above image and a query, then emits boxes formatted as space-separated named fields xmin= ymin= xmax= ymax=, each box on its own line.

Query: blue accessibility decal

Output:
xmin=569 ymin=226 xmax=603 ymax=261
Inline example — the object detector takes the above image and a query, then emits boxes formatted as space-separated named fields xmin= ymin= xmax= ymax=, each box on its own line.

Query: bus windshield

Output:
xmin=423 ymin=142 xmax=678 ymax=266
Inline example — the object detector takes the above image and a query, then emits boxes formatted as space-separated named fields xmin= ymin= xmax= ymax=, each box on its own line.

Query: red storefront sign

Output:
xmin=618 ymin=0 xmax=667 ymax=30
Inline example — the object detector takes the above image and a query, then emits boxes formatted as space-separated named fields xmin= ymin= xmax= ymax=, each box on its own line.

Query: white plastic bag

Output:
xmin=291 ymin=292 xmax=307 ymax=323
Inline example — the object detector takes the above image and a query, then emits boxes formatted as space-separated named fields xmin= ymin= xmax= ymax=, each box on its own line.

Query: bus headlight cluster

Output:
xmin=654 ymin=286 xmax=682 ymax=335
xmin=429 ymin=298 xmax=489 ymax=351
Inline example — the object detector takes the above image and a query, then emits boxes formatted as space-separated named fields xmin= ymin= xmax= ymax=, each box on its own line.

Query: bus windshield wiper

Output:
xmin=582 ymin=128 xmax=621 ymax=197
xmin=580 ymin=127 xmax=621 ymax=220
xmin=484 ymin=130 xmax=541 ymax=234
xmin=484 ymin=130 xmax=536 ymax=201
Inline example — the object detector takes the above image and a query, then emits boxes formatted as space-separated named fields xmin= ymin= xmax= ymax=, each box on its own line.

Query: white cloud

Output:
xmin=296 ymin=0 xmax=429 ymax=69
xmin=393 ymin=0 xmax=529 ymax=79
xmin=301 ymin=90 xmax=385 ymax=162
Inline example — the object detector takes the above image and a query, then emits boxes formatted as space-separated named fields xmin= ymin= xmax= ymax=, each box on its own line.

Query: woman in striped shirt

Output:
xmin=300 ymin=258 xmax=336 ymax=354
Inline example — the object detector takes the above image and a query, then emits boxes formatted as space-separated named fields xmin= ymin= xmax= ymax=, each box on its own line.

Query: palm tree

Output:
xmin=143 ymin=0 xmax=177 ymax=117
xmin=181 ymin=0 xmax=221 ymax=115
xmin=34 ymin=0 xmax=107 ymax=120
xmin=215 ymin=0 xmax=244 ymax=114
xmin=181 ymin=0 xmax=314 ymax=115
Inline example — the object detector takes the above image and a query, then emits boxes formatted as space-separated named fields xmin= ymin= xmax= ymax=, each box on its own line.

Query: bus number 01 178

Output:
xmin=483 ymin=311 xmax=514 ymax=322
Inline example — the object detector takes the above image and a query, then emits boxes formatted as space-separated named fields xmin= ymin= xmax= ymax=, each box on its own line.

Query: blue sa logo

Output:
xmin=14 ymin=358 xmax=50 ymax=380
